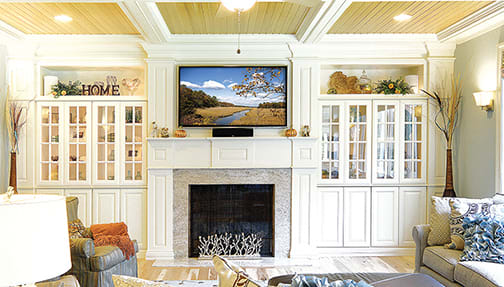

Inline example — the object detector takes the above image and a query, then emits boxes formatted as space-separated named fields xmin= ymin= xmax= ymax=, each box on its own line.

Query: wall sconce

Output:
xmin=473 ymin=91 xmax=495 ymax=111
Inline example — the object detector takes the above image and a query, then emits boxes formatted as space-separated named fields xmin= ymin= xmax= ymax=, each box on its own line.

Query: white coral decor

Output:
xmin=198 ymin=232 xmax=263 ymax=257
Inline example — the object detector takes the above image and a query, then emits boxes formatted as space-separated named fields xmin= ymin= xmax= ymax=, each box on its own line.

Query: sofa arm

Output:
xmin=412 ymin=224 xmax=431 ymax=273
xmin=70 ymin=238 xmax=95 ymax=258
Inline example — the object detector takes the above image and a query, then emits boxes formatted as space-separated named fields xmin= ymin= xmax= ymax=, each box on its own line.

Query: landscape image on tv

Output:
xmin=178 ymin=66 xmax=287 ymax=127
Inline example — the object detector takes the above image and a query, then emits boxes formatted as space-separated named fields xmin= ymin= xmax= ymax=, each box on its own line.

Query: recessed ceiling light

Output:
xmin=54 ymin=15 xmax=72 ymax=22
xmin=393 ymin=14 xmax=412 ymax=21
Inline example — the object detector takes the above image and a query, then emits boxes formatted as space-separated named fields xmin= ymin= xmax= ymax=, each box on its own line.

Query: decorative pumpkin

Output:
xmin=174 ymin=128 xmax=187 ymax=138
xmin=285 ymin=128 xmax=297 ymax=137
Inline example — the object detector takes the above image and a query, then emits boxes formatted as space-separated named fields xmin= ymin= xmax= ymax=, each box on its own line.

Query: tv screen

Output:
xmin=178 ymin=66 xmax=287 ymax=127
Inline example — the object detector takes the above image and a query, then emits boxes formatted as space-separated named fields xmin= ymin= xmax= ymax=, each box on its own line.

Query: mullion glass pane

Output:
xmin=322 ymin=106 xmax=330 ymax=123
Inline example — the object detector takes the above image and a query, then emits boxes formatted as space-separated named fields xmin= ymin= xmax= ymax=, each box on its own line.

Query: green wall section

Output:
xmin=453 ymin=26 xmax=504 ymax=198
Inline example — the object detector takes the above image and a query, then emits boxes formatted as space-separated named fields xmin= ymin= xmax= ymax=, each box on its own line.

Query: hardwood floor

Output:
xmin=138 ymin=256 xmax=415 ymax=281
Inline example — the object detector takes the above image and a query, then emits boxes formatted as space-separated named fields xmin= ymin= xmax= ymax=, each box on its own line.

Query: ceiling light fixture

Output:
xmin=393 ymin=14 xmax=412 ymax=21
xmin=54 ymin=15 xmax=72 ymax=22
xmin=221 ymin=0 xmax=256 ymax=12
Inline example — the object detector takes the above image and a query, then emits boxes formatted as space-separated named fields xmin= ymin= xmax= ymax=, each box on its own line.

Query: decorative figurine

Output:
xmin=151 ymin=121 xmax=159 ymax=138
xmin=301 ymin=125 xmax=311 ymax=137
xmin=159 ymin=128 xmax=170 ymax=138
xmin=122 ymin=78 xmax=141 ymax=96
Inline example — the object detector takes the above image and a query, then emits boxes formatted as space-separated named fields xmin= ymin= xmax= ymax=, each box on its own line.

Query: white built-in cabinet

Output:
xmin=317 ymin=98 xmax=427 ymax=250
xmin=33 ymin=100 xmax=147 ymax=251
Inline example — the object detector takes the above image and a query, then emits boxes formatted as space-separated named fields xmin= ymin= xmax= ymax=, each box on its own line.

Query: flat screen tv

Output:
xmin=178 ymin=66 xmax=287 ymax=127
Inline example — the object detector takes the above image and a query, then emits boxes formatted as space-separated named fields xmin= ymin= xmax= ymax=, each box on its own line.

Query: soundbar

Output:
xmin=212 ymin=128 xmax=254 ymax=137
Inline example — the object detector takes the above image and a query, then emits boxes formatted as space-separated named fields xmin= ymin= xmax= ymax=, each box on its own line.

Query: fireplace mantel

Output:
xmin=146 ymin=136 xmax=319 ymax=260
xmin=147 ymin=137 xmax=318 ymax=169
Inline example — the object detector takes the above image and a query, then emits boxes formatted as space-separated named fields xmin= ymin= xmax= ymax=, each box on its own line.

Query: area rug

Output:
xmin=153 ymin=257 xmax=313 ymax=267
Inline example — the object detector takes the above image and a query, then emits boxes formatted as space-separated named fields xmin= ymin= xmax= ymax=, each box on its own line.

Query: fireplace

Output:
xmin=189 ymin=184 xmax=274 ymax=257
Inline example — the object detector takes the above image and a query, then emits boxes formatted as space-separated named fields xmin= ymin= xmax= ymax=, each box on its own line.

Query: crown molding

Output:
xmin=0 ymin=19 xmax=25 ymax=41
xmin=437 ymin=1 xmax=504 ymax=44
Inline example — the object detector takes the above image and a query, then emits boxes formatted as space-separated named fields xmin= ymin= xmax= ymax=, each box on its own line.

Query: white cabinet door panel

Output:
xmin=121 ymin=189 xmax=146 ymax=250
xmin=372 ymin=187 xmax=398 ymax=247
xmin=399 ymin=186 xmax=426 ymax=247
xmin=317 ymin=187 xmax=343 ymax=247
xmin=93 ymin=189 xmax=120 ymax=224
xmin=344 ymin=187 xmax=371 ymax=247
xmin=66 ymin=189 xmax=92 ymax=226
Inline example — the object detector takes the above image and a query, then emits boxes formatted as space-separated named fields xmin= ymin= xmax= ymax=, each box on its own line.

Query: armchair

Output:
xmin=65 ymin=197 xmax=138 ymax=287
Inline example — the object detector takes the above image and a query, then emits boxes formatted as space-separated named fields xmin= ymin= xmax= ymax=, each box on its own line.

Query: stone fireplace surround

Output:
xmin=173 ymin=168 xmax=291 ymax=258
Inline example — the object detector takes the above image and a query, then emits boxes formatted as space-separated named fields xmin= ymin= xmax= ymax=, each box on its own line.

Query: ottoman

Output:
xmin=268 ymin=273 xmax=444 ymax=287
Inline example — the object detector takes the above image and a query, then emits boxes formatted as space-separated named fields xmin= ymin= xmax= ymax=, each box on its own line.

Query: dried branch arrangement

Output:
xmin=421 ymin=76 xmax=462 ymax=148
xmin=198 ymin=232 xmax=263 ymax=257
xmin=6 ymin=99 xmax=28 ymax=153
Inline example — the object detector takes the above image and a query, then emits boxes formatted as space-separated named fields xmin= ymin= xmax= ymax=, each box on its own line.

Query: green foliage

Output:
xmin=374 ymin=78 xmax=413 ymax=95
xmin=258 ymin=102 xmax=286 ymax=109
xmin=179 ymin=85 xmax=220 ymax=116
xmin=51 ymin=81 xmax=83 ymax=98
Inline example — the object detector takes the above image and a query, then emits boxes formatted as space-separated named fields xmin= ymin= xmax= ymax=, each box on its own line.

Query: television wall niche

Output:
xmin=178 ymin=66 xmax=287 ymax=127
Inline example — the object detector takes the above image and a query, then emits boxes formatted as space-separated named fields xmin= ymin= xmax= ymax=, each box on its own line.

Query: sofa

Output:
xmin=413 ymin=224 xmax=504 ymax=287
xmin=66 ymin=197 xmax=139 ymax=287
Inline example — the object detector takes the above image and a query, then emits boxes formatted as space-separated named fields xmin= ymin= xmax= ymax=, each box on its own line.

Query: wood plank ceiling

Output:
xmin=0 ymin=2 xmax=139 ymax=34
xmin=157 ymin=2 xmax=311 ymax=34
xmin=329 ymin=1 xmax=493 ymax=34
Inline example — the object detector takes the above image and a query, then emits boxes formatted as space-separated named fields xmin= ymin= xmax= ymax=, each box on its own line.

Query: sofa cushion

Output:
xmin=423 ymin=246 xmax=462 ymax=281
xmin=454 ymin=261 xmax=504 ymax=287
xmin=90 ymin=246 xmax=125 ymax=272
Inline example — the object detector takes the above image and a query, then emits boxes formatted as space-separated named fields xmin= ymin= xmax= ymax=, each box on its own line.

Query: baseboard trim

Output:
xmin=313 ymin=247 xmax=415 ymax=257
xmin=146 ymin=250 xmax=175 ymax=260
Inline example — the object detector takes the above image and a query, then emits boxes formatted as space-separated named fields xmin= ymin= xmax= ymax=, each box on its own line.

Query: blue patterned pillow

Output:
xmin=460 ymin=215 xmax=504 ymax=263
xmin=291 ymin=275 xmax=373 ymax=287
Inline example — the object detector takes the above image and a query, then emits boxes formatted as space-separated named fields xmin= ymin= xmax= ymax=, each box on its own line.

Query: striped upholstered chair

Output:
xmin=65 ymin=197 xmax=138 ymax=287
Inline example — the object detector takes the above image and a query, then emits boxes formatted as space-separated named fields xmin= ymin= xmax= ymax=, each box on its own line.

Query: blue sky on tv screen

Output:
xmin=179 ymin=67 xmax=286 ymax=107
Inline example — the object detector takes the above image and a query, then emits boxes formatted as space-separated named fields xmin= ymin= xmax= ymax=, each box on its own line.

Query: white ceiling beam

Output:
xmin=437 ymin=1 xmax=504 ymax=44
xmin=119 ymin=0 xmax=171 ymax=43
xmin=0 ymin=19 xmax=24 ymax=41
xmin=298 ymin=0 xmax=351 ymax=44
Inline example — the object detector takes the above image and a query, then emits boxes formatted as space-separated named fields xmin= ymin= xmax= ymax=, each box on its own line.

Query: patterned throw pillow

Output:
xmin=493 ymin=193 xmax=504 ymax=205
xmin=428 ymin=197 xmax=492 ymax=246
xmin=68 ymin=219 xmax=86 ymax=239
xmin=461 ymin=215 xmax=504 ymax=264
xmin=212 ymin=255 xmax=262 ymax=287
xmin=68 ymin=219 xmax=92 ymax=239
xmin=446 ymin=199 xmax=492 ymax=249
xmin=112 ymin=275 xmax=170 ymax=287
xmin=291 ymin=275 xmax=373 ymax=287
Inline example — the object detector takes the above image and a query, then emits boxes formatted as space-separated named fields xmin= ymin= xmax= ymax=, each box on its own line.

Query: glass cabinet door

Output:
xmin=401 ymin=102 xmax=427 ymax=183
xmin=66 ymin=104 xmax=90 ymax=184
xmin=40 ymin=105 xmax=61 ymax=183
xmin=346 ymin=102 xmax=371 ymax=183
xmin=373 ymin=102 xmax=399 ymax=183
xmin=94 ymin=104 xmax=118 ymax=184
xmin=123 ymin=104 xmax=145 ymax=183
xmin=321 ymin=104 xmax=344 ymax=182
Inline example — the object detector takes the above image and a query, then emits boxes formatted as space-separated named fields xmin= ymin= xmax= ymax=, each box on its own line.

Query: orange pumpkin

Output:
xmin=174 ymin=129 xmax=187 ymax=138
xmin=285 ymin=128 xmax=297 ymax=137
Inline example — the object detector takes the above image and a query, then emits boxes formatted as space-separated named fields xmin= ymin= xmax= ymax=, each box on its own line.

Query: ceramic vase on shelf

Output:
xmin=443 ymin=148 xmax=456 ymax=197
xmin=9 ymin=151 xmax=17 ymax=194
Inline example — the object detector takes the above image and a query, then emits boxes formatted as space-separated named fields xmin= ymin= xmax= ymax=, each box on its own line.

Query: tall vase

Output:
xmin=443 ymin=148 xmax=456 ymax=197
xmin=9 ymin=151 xmax=17 ymax=194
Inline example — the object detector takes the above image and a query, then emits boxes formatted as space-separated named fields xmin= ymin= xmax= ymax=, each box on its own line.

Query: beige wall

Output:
xmin=0 ymin=45 xmax=7 ymax=193
xmin=453 ymin=26 xmax=504 ymax=198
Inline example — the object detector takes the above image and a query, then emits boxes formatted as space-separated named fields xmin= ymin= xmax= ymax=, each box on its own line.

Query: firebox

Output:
xmin=188 ymin=184 xmax=274 ymax=257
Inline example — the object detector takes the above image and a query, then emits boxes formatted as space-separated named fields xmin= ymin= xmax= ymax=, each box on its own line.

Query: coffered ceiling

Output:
xmin=0 ymin=1 xmax=501 ymax=44
xmin=0 ymin=2 xmax=139 ymax=35
xmin=157 ymin=2 xmax=311 ymax=34
xmin=329 ymin=1 xmax=493 ymax=34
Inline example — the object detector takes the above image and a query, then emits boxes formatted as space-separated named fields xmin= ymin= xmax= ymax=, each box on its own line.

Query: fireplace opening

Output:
xmin=189 ymin=184 xmax=274 ymax=257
